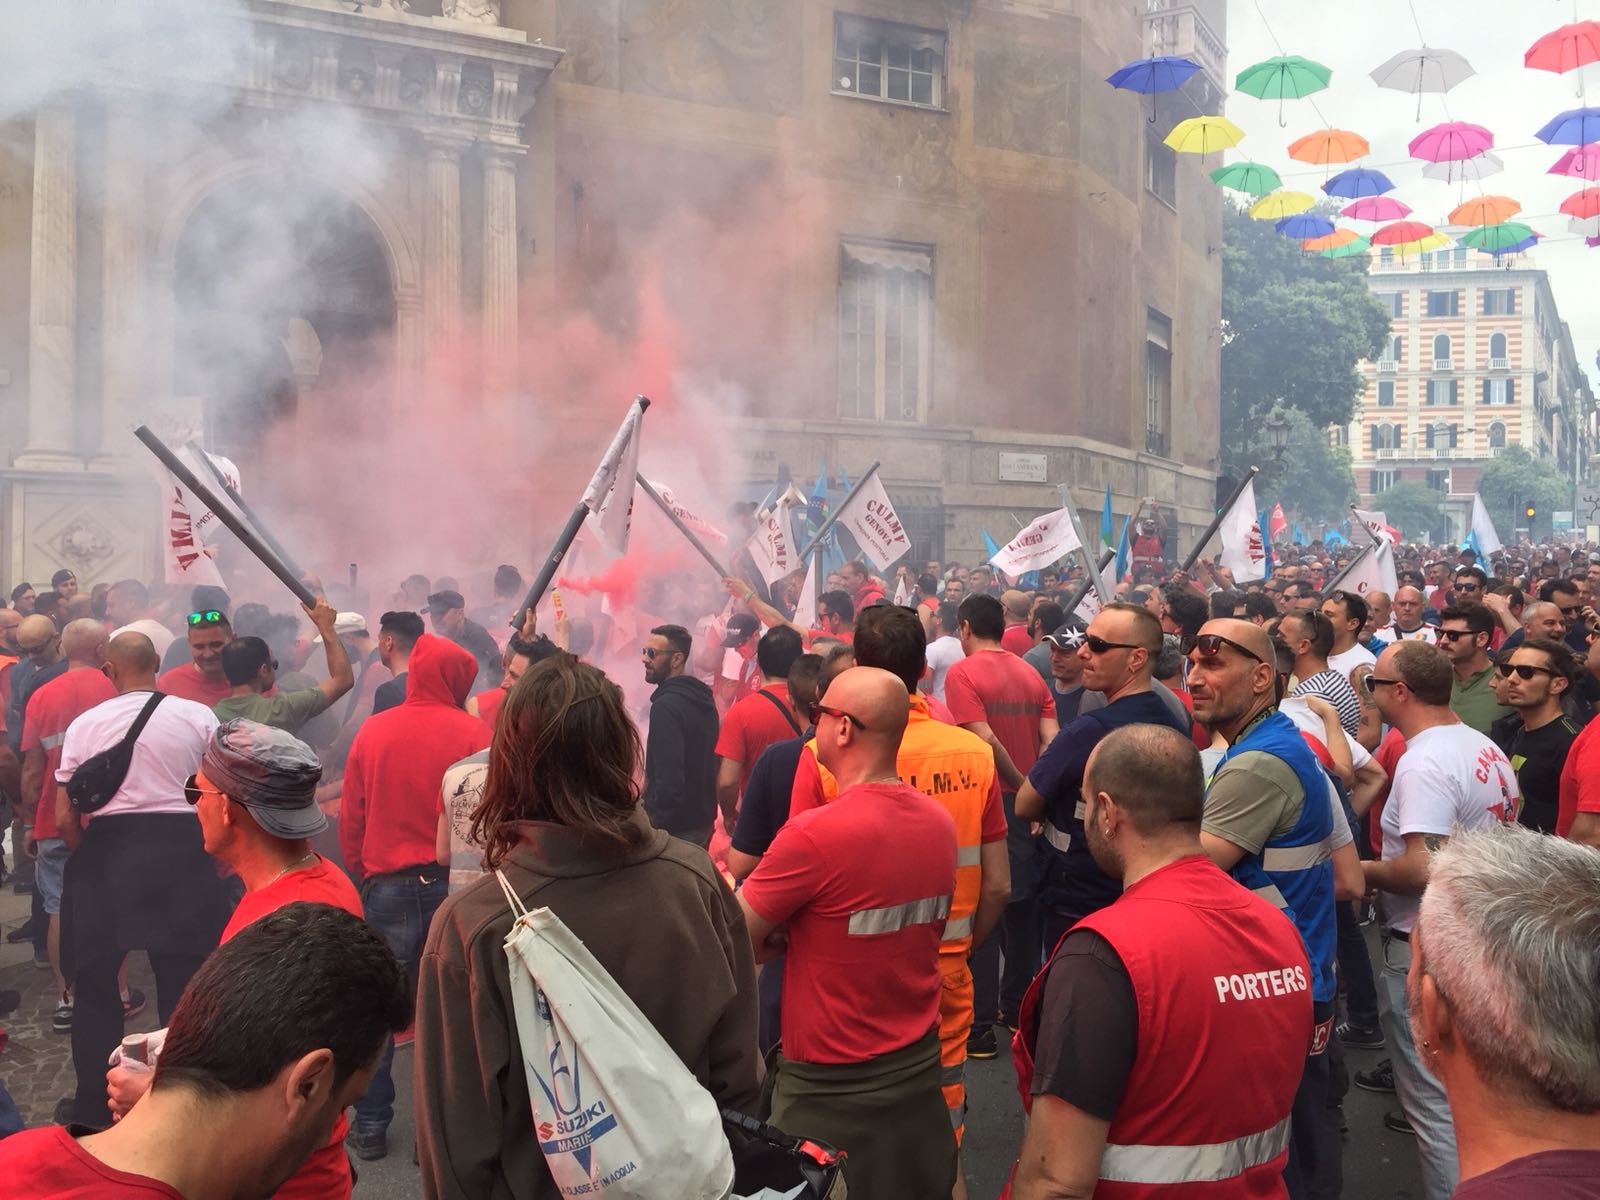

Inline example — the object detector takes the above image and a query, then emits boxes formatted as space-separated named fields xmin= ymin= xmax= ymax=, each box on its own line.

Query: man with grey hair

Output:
xmin=1410 ymin=825 xmax=1600 ymax=1196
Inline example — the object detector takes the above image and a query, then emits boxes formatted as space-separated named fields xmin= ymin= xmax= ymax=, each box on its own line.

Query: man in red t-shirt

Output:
xmin=1557 ymin=716 xmax=1600 ymax=846
xmin=100 ymin=719 xmax=367 ymax=1200
xmin=714 ymin=627 xmax=805 ymax=827
xmin=1 ymin=903 xmax=407 ymax=1200
xmin=156 ymin=610 xmax=234 ymax=707
xmin=20 ymin=619 xmax=115 ymax=1022
xmin=943 ymin=594 xmax=1058 ymax=792
xmin=740 ymin=666 xmax=958 ymax=1199
xmin=999 ymin=590 xmax=1034 ymax=657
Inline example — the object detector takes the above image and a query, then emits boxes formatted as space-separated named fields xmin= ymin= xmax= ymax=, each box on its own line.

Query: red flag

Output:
xmin=1268 ymin=503 xmax=1288 ymax=544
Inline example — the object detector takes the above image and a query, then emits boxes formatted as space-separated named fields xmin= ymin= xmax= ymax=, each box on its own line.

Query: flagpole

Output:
xmin=796 ymin=460 xmax=883 ymax=560
xmin=1179 ymin=465 xmax=1261 ymax=574
xmin=1062 ymin=549 xmax=1117 ymax=616
xmin=515 ymin=396 xmax=650 ymax=627
xmin=185 ymin=441 xmax=309 ymax=582
xmin=1348 ymin=504 xmax=1385 ymax=549
xmin=635 ymin=474 xmax=732 ymax=579
xmin=134 ymin=426 xmax=318 ymax=608
xmin=1058 ymin=485 xmax=1112 ymax=606
xmin=1319 ymin=543 xmax=1375 ymax=600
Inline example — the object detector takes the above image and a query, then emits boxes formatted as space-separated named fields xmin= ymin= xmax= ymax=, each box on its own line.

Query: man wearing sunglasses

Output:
xmin=157 ymin=609 xmax=235 ymax=708
xmin=1492 ymin=640 xmax=1582 ymax=835
xmin=1187 ymin=618 xmax=1339 ymax=1199
xmin=7 ymin=615 xmax=65 ymax=758
xmin=640 ymin=624 xmax=719 ymax=849
xmin=1436 ymin=607 xmax=1511 ymax=735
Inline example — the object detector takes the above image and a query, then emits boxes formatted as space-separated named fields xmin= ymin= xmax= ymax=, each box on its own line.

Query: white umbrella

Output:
xmin=1567 ymin=215 xmax=1600 ymax=236
xmin=1370 ymin=48 xmax=1475 ymax=120
xmin=1422 ymin=151 xmax=1504 ymax=182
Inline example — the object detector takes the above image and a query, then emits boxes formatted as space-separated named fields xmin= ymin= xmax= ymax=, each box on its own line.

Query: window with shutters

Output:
xmin=1376 ymin=292 xmax=1402 ymax=318
xmin=837 ymin=241 xmax=933 ymax=422
xmin=1482 ymin=288 xmax=1517 ymax=316
xmin=1371 ymin=469 xmax=1398 ymax=492
xmin=1426 ymin=290 xmax=1460 ymax=317
xmin=1483 ymin=377 xmax=1516 ymax=406
xmin=1426 ymin=468 xmax=1450 ymax=491
xmin=1488 ymin=331 xmax=1507 ymax=361
xmin=1426 ymin=378 xmax=1458 ymax=406
xmin=833 ymin=14 xmax=945 ymax=109
xmin=1145 ymin=131 xmax=1177 ymax=208
xmin=1145 ymin=309 xmax=1173 ymax=456
xmin=1378 ymin=381 xmax=1395 ymax=407
xmin=1488 ymin=421 xmax=1506 ymax=449
xmin=1371 ymin=423 xmax=1400 ymax=450
xmin=1424 ymin=423 xmax=1458 ymax=449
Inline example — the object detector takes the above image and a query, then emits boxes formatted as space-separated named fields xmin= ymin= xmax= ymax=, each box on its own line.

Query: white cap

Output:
xmin=312 ymin=612 xmax=370 ymax=643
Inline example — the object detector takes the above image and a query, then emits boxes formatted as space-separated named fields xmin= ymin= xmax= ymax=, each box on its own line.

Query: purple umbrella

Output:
xmin=1537 ymin=107 xmax=1600 ymax=146
xmin=1323 ymin=167 xmax=1395 ymax=198
xmin=1409 ymin=121 xmax=1494 ymax=162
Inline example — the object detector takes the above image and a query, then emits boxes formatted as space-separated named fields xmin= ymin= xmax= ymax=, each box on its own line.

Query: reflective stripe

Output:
xmin=1252 ymin=884 xmax=1288 ymax=908
xmin=941 ymin=914 xmax=974 ymax=942
xmin=941 ymin=1062 xmax=965 ymax=1087
xmin=956 ymin=844 xmax=982 ymax=868
xmin=848 ymin=894 xmax=951 ymax=936
xmin=1074 ymin=800 xmax=1086 ymax=821
xmin=1099 ymin=1114 xmax=1292 ymax=1185
xmin=1261 ymin=840 xmax=1332 ymax=873
xmin=1041 ymin=821 xmax=1072 ymax=852
xmin=40 ymin=732 xmax=65 ymax=750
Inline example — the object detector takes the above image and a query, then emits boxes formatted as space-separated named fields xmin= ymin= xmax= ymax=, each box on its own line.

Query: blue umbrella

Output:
xmin=1322 ymin=167 xmax=1394 ymax=198
xmin=1536 ymin=106 xmax=1600 ymax=145
xmin=1107 ymin=55 xmax=1202 ymax=94
xmin=1276 ymin=213 xmax=1336 ymax=239
xmin=1488 ymin=234 xmax=1540 ymax=256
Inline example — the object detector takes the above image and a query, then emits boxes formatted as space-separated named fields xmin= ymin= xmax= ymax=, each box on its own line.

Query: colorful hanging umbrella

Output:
xmin=1560 ymin=187 xmax=1600 ymax=218
xmin=1302 ymin=228 xmax=1361 ymax=251
xmin=1370 ymin=48 xmax=1475 ymax=120
xmin=1489 ymin=234 xmax=1541 ymax=256
xmin=1288 ymin=128 xmax=1370 ymax=164
xmin=1164 ymin=115 xmax=1246 ymax=154
xmin=1588 ymin=235 xmax=1600 ymax=248
xmin=1341 ymin=196 xmax=1411 ymax=222
xmin=1422 ymin=151 xmax=1503 ymax=182
xmin=1320 ymin=236 xmax=1372 ymax=259
xmin=1276 ymin=213 xmax=1335 ymax=239
xmin=1448 ymin=195 xmax=1522 ymax=225
xmin=1107 ymin=55 xmax=1202 ymax=94
xmin=1210 ymin=161 xmax=1282 ymax=195
xmin=1549 ymin=144 xmax=1600 ymax=180
xmin=1567 ymin=215 xmax=1600 ymax=236
xmin=1371 ymin=220 xmax=1435 ymax=245
xmin=1525 ymin=21 xmax=1600 ymax=73
xmin=1393 ymin=233 xmax=1452 ymax=255
xmin=1236 ymin=55 xmax=1333 ymax=98
xmin=1323 ymin=167 xmax=1394 ymax=198
xmin=1410 ymin=121 xmax=1493 ymax=162
xmin=1537 ymin=108 xmax=1600 ymax=146
xmin=1461 ymin=222 xmax=1535 ymax=251
xmin=1248 ymin=190 xmax=1317 ymax=220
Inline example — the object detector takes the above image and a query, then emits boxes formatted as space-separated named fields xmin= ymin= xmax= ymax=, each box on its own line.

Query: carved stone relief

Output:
xmin=618 ymin=0 xmax=799 ymax=115
xmin=974 ymin=41 xmax=1075 ymax=159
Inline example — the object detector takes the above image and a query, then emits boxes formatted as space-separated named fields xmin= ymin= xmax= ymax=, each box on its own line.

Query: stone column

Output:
xmin=481 ymin=148 xmax=519 ymax=394
xmin=20 ymin=102 xmax=80 ymax=468
xmin=97 ymin=100 xmax=147 ymax=464
xmin=422 ymin=140 xmax=462 ymax=363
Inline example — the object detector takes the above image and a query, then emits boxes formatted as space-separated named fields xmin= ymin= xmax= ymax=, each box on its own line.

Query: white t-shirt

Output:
xmin=1278 ymin=696 xmax=1374 ymax=770
xmin=111 ymin=618 xmax=177 ymax=661
xmin=1384 ymin=624 xmax=1438 ymax=645
xmin=1326 ymin=643 xmax=1378 ymax=682
xmin=56 ymin=690 xmax=219 ymax=818
xmin=1380 ymin=722 xmax=1519 ymax=933
xmin=923 ymin=636 xmax=965 ymax=701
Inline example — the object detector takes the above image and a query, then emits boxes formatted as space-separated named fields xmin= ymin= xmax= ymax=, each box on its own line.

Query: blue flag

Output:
xmin=1324 ymin=529 xmax=1348 ymax=546
xmin=1293 ymin=523 xmax=1307 ymax=546
xmin=982 ymin=526 xmax=1002 ymax=560
xmin=1101 ymin=487 xmax=1115 ymax=547
xmin=1463 ymin=530 xmax=1486 ymax=569
xmin=1115 ymin=513 xmax=1132 ymax=582
xmin=1260 ymin=512 xmax=1274 ymax=578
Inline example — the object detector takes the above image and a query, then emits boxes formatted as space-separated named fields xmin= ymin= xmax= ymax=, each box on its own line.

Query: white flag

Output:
xmin=177 ymin=447 xmax=242 ymax=547
xmin=1218 ymin=479 xmax=1268 ymax=583
xmin=582 ymin=398 xmax=646 ymax=554
xmin=745 ymin=497 xmax=797 ymax=585
xmin=792 ymin=555 xmax=819 ymax=630
xmin=155 ymin=470 xmax=226 ymax=589
xmin=646 ymin=479 xmax=728 ymax=545
xmin=1469 ymin=493 xmax=1503 ymax=557
xmin=1074 ymin=560 xmax=1119 ymax=621
xmin=1339 ymin=541 xmax=1399 ymax=598
xmin=836 ymin=472 xmax=911 ymax=571
xmin=990 ymin=508 xmax=1083 ymax=578
xmin=1352 ymin=507 xmax=1396 ymax=545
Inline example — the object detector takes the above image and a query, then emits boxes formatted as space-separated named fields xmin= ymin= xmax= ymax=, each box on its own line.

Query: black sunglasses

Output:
xmin=1192 ymin=633 xmax=1266 ymax=665
xmin=1436 ymin=629 xmax=1472 ymax=642
xmin=1454 ymin=582 xmax=1480 ymax=592
xmin=183 ymin=774 xmax=226 ymax=806
xmin=813 ymin=703 xmax=869 ymax=731
xmin=1362 ymin=675 xmax=1404 ymax=695
xmin=188 ymin=610 xmax=226 ymax=627
xmin=1083 ymin=634 xmax=1142 ymax=655
xmin=1557 ymin=604 xmax=1581 ymax=616
xmin=1496 ymin=663 xmax=1555 ymax=680
xmin=642 ymin=647 xmax=682 ymax=660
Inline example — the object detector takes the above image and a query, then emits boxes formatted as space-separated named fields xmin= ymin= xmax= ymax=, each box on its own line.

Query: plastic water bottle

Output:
xmin=121 ymin=1033 xmax=152 ymax=1075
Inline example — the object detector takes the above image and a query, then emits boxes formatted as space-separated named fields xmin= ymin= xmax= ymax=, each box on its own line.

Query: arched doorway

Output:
xmin=172 ymin=178 xmax=397 ymax=468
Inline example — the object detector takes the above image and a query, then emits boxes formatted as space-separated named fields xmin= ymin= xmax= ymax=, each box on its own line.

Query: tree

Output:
xmin=1221 ymin=201 xmax=1391 ymax=475
xmin=1374 ymin=481 xmax=1448 ymax=543
xmin=1475 ymin=445 xmax=1569 ymax=536
xmin=1250 ymin=407 xmax=1356 ymax=525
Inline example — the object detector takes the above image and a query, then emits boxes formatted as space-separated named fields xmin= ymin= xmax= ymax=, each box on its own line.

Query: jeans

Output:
xmin=352 ymin=869 xmax=448 ymax=1134
xmin=1336 ymin=900 xmax=1379 ymax=1030
xmin=970 ymin=792 xmax=1042 ymax=1029
xmin=1378 ymin=934 xmax=1457 ymax=1200
xmin=1284 ymin=1001 xmax=1334 ymax=1200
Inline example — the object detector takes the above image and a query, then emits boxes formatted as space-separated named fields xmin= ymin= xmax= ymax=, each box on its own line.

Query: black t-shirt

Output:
xmin=372 ymin=671 xmax=406 ymax=714
xmin=452 ymin=620 xmax=504 ymax=691
xmin=729 ymin=734 xmax=810 ymax=857
xmin=1029 ymin=928 xmax=1137 ymax=1120
xmin=1507 ymin=715 xmax=1581 ymax=833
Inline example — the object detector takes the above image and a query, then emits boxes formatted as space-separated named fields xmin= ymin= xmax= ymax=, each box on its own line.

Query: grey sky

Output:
xmin=1223 ymin=0 xmax=1600 ymax=382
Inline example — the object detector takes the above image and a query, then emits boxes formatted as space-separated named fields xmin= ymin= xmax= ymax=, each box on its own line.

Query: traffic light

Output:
xmin=1525 ymin=505 xmax=1538 ymax=521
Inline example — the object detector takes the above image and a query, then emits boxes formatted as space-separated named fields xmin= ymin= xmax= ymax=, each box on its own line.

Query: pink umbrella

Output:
xmin=1341 ymin=196 xmax=1412 ymax=221
xmin=1409 ymin=121 xmax=1494 ymax=162
xmin=1550 ymin=143 xmax=1600 ymax=180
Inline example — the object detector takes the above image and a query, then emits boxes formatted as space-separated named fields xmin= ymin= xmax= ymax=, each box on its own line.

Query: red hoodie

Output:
xmin=340 ymin=635 xmax=488 ymax=880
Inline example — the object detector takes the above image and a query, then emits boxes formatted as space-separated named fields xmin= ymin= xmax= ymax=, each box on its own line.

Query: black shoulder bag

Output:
xmin=66 ymin=692 xmax=167 ymax=814
xmin=755 ymin=689 xmax=804 ymax=738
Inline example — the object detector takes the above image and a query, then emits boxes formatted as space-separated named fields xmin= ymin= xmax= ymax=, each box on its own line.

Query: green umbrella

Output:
xmin=1236 ymin=54 xmax=1332 ymax=125
xmin=1460 ymin=221 xmax=1535 ymax=251
xmin=1319 ymin=236 xmax=1372 ymax=258
xmin=1210 ymin=160 xmax=1283 ymax=195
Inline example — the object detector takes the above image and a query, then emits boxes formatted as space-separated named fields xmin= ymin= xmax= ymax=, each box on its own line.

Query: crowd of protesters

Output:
xmin=0 ymin=531 xmax=1596 ymax=1200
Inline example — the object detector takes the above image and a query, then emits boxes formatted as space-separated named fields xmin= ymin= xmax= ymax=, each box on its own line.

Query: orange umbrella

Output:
xmin=1559 ymin=187 xmax=1600 ymax=219
xmin=1302 ymin=228 xmax=1361 ymax=251
xmin=1448 ymin=195 xmax=1522 ymax=226
xmin=1288 ymin=128 xmax=1370 ymax=164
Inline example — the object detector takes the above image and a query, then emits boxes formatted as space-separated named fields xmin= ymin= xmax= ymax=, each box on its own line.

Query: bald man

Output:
xmin=1496 ymin=600 xmax=1566 ymax=657
xmin=1388 ymin=585 xmax=1438 ymax=645
xmin=8 ymin=614 xmax=64 ymax=756
xmin=21 ymin=619 xmax=116 ymax=1027
xmin=0 ymin=607 xmax=22 ymax=798
xmin=740 ymin=666 xmax=959 ymax=1200
xmin=1187 ymin=617 xmax=1339 ymax=1198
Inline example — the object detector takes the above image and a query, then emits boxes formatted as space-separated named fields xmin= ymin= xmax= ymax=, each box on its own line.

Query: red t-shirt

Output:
xmin=943 ymin=648 xmax=1056 ymax=778
xmin=714 ymin=683 xmax=800 ymax=801
xmin=22 ymin=668 xmax=117 ymax=838
xmin=1556 ymin=718 xmax=1600 ymax=838
xmin=156 ymin=662 xmax=231 ymax=707
xmin=742 ymin=781 xmax=957 ymax=1064
xmin=0 ymin=1125 xmax=185 ymax=1198
xmin=1000 ymin=625 xmax=1034 ymax=658
xmin=474 ymin=686 xmax=506 ymax=735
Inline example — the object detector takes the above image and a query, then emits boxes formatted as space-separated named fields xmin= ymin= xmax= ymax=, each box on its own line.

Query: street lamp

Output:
xmin=1265 ymin=406 xmax=1290 ymax=461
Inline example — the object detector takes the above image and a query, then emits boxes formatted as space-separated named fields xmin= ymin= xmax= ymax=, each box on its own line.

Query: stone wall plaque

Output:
xmin=998 ymin=451 xmax=1048 ymax=482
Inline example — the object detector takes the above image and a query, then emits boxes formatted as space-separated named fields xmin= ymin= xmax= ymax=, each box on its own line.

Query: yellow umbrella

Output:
xmin=1447 ymin=195 xmax=1522 ymax=226
xmin=1392 ymin=232 xmax=1452 ymax=255
xmin=1248 ymin=190 xmax=1317 ymax=220
xmin=1288 ymin=128 xmax=1370 ymax=164
xmin=1165 ymin=115 xmax=1247 ymax=154
xmin=1302 ymin=227 xmax=1361 ymax=251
